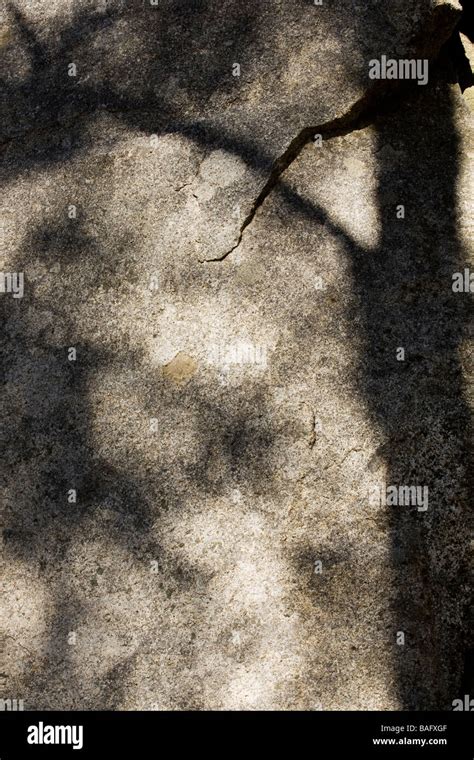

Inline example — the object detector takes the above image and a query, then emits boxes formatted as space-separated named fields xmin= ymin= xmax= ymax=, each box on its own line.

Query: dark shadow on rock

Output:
xmin=0 ymin=0 xmax=264 ymax=179
xmin=274 ymin=58 xmax=471 ymax=709
xmin=348 ymin=62 xmax=472 ymax=709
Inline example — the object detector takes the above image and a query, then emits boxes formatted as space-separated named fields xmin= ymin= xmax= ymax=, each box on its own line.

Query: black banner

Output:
xmin=0 ymin=711 xmax=472 ymax=757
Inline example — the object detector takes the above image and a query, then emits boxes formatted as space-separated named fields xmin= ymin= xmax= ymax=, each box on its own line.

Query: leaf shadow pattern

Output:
xmin=0 ymin=0 xmax=266 ymax=177
xmin=0 ymin=1 xmax=472 ymax=710
xmin=0 ymin=206 xmax=283 ymax=707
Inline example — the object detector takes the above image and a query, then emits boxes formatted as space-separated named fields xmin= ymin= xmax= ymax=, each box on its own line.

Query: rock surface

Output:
xmin=0 ymin=0 xmax=472 ymax=710
xmin=0 ymin=0 xmax=463 ymax=260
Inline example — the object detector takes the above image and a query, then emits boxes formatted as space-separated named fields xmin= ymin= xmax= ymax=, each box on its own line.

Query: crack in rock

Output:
xmin=202 ymin=0 xmax=462 ymax=263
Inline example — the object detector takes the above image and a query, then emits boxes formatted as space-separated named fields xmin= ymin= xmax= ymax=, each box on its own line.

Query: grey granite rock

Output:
xmin=0 ymin=0 xmax=462 ymax=260
xmin=0 ymin=0 xmax=472 ymax=710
